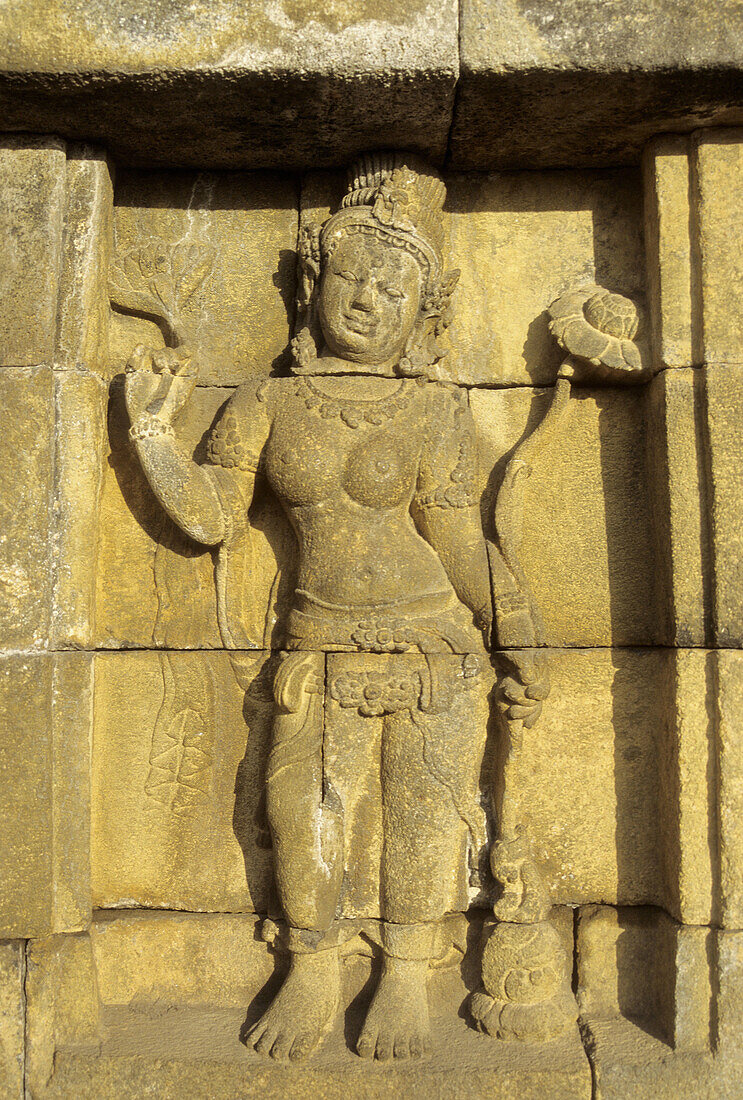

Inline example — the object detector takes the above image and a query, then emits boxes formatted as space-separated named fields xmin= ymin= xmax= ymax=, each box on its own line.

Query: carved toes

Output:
xmin=357 ymin=1025 xmax=430 ymax=1061
xmin=252 ymin=1026 xmax=276 ymax=1055
xmin=269 ymin=1033 xmax=293 ymax=1060
xmin=356 ymin=1032 xmax=376 ymax=1060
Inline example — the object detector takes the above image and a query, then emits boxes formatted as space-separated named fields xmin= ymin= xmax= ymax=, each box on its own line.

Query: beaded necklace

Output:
xmin=295 ymin=376 xmax=423 ymax=429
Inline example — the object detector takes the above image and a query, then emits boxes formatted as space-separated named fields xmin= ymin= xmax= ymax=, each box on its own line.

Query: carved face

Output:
xmin=318 ymin=234 xmax=423 ymax=366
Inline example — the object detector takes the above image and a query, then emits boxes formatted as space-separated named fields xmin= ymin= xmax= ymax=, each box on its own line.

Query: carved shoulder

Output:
xmin=205 ymin=377 xmax=276 ymax=474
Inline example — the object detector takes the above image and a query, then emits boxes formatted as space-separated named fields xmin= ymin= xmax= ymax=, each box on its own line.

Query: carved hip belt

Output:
xmin=285 ymin=588 xmax=483 ymax=655
xmin=282 ymin=589 xmax=484 ymax=715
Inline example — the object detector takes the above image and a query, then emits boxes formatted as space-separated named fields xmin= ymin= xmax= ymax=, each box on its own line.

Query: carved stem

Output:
xmin=494 ymin=376 xmax=571 ymax=646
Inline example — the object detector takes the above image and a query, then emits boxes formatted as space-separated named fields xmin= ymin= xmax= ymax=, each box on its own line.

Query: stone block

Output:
xmin=94 ymin=384 xmax=293 ymax=648
xmin=653 ymin=648 xmax=743 ymax=931
xmin=0 ymin=366 xmax=54 ymax=649
xmin=108 ymin=170 xmax=298 ymax=386
xmin=89 ymin=645 xmax=712 ymax=916
xmin=582 ymin=1017 xmax=737 ymax=1100
xmin=0 ymin=654 xmax=92 ymax=938
xmin=56 ymin=147 xmax=114 ymax=371
xmin=0 ymin=136 xmax=65 ymax=366
xmin=0 ymin=940 xmax=24 ymax=1100
xmin=48 ymin=1038 xmax=590 ymax=1100
xmin=0 ymin=2 xmax=458 ymax=171
xmin=643 ymin=136 xmax=698 ymax=371
xmin=447 ymin=170 xmax=645 ymax=387
xmin=91 ymin=650 xmax=274 ymax=912
xmin=25 ymin=933 xmax=100 ymax=1097
xmin=717 ymin=650 xmax=743 ymax=928
xmin=40 ymin=911 xmax=592 ymax=1098
xmin=716 ymin=928 xmax=743 ymax=1053
xmin=644 ymin=359 xmax=743 ymax=652
xmin=498 ymin=649 xmax=667 ymax=910
xmin=576 ymin=905 xmax=713 ymax=1052
xmin=657 ymin=650 xmax=716 ymax=926
xmin=454 ymin=2 xmax=743 ymax=170
xmin=645 ymin=368 xmax=708 ymax=647
xmin=52 ymin=370 xmax=108 ymax=648
xmin=302 ymin=168 xmax=645 ymax=388
xmin=471 ymin=385 xmax=658 ymax=647
xmin=693 ymin=130 xmax=743 ymax=366
xmin=703 ymin=362 xmax=743 ymax=647
xmin=91 ymin=910 xmax=273 ymax=1008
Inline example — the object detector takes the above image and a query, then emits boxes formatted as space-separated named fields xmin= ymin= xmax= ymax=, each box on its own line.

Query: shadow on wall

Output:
xmin=444 ymin=166 xmax=645 ymax=386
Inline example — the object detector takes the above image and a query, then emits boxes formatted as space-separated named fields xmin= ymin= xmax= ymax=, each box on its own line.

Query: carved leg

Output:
xmin=379 ymin=687 xmax=487 ymax=924
xmin=356 ymin=686 xmax=486 ymax=1060
xmin=265 ymin=651 xmax=343 ymax=932
xmin=356 ymin=922 xmax=434 ymax=1061
xmin=248 ymin=652 xmax=343 ymax=1061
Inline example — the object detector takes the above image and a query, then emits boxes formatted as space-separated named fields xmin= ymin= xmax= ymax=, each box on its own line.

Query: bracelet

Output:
xmin=494 ymin=591 xmax=529 ymax=615
xmin=129 ymin=413 xmax=175 ymax=442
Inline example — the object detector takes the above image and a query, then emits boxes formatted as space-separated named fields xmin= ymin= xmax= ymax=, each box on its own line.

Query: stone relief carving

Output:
xmin=109 ymin=235 xmax=215 ymax=349
xmin=144 ymin=652 xmax=215 ymax=817
xmin=120 ymin=152 xmax=647 ymax=1061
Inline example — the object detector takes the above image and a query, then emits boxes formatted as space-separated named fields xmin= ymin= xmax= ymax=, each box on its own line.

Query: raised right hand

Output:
xmin=125 ymin=344 xmax=198 ymax=427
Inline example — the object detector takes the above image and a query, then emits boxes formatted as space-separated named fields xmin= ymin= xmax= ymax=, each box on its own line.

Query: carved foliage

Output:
xmin=109 ymin=236 xmax=215 ymax=346
xmin=145 ymin=653 xmax=215 ymax=817
xmin=548 ymin=284 xmax=649 ymax=384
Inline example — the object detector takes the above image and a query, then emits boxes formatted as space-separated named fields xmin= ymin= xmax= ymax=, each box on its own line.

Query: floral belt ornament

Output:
xmin=330 ymin=653 xmax=481 ymax=717
xmin=330 ymin=670 xmax=422 ymax=716
xmin=350 ymin=621 xmax=414 ymax=653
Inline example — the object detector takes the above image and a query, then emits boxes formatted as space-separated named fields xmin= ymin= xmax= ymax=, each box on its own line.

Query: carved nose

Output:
xmin=352 ymin=282 xmax=374 ymax=311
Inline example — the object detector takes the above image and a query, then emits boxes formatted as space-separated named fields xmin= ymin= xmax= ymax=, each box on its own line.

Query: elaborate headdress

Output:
xmin=292 ymin=152 xmax=459 ymax=378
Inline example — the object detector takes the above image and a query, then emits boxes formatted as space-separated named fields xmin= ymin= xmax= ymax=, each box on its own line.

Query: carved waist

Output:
xmin=285 ymin=589 xmax=483 ymax=654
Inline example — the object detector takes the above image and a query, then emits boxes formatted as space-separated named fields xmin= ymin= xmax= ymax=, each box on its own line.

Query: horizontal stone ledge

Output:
xmin=0 ymin=0 xmax=459 ymax=170
xmin=0 ymin=70 xmax=457 ymax=171
xmin=452 ymin=0 xmax=743 ymax=170
xmin=1 ymin=1 xmax=742 ymax=170
xmin=2 ymin=68 xmax=742 ymax=173
xmin=450 ymin=68 xmax=743 ymax=171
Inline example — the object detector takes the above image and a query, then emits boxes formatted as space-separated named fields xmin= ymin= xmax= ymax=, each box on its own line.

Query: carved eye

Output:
xmin=336 ymin=269 xmax=358 ymax=283
xmin=382 ymin=286 xmax=404 ymax=300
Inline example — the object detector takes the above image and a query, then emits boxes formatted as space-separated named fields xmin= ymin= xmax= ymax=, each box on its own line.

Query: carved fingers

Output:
xmin=124 ymin=343 xmax=198 ymax=427
xmin=497 ymin=651 xmax=550 ymax=729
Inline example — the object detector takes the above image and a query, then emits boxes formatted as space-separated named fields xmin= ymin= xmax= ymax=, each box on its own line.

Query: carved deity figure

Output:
xmin=124 ymin=153 xmax=548 ymax=1061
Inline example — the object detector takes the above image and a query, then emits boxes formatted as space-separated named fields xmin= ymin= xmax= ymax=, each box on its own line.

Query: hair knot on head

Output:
xmin=320 ymin=152 xmax=446 ymax=286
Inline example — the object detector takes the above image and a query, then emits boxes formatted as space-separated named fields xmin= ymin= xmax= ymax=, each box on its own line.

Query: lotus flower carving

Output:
xmin=547 ymin=285 xmax=649 ymax=384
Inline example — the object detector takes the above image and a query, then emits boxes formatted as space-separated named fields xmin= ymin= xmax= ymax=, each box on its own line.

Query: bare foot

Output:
xmin=356 ymin=956 xmax=431 ymax=1061
xmin=247 ymin=949 xmax=340 ymax=1061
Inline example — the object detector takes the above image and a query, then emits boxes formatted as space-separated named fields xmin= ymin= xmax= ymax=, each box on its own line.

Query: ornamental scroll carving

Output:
xmin=119 ymin=152 xmax=648 ymax=1061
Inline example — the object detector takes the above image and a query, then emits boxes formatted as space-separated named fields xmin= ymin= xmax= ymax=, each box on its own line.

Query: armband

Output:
xmin=129 ymin=413 xmax=175 ymax=441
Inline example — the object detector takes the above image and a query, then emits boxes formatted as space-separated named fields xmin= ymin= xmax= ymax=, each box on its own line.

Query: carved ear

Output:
xmin=398 ymin=268 xmax=460 ymax=378
xmin=296 ymin=223 xmax=321 ymax=314
xmin=291 ymin=223 xmax=323 ymax=372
